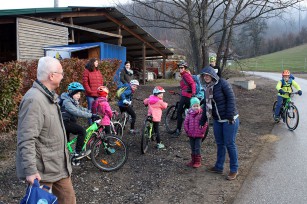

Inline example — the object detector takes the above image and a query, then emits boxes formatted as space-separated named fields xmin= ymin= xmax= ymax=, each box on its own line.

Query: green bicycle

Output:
xmin=272 ymin=92 xmax=300 ymax=131
xmin=67 ymin=119 xmax=128 ymax=171
xmin=141 ymin=115 xmax=155 ymax=154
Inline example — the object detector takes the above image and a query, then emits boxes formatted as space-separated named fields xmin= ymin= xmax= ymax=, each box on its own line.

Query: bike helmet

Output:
xmin=97 ymin=86 xmax=109 ymax=97
xmin=67 ymin=82 xmax=85 ymax=92
xmin=282 ymin=70 xmax=290 ymax=76
xmin=178 ymin=62 xmax=188 ymax=68
xmin=153 ymin=86 xmax=165 ymax=94
xmin=209 ymin=56 xmax=216 ymax=62
xmin=130 ymin=79 xmax=140 ymax=86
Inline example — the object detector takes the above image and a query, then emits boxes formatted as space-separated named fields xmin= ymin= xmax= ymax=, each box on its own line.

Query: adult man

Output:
xmin=16 ymin=57 xmax=76 ymax=203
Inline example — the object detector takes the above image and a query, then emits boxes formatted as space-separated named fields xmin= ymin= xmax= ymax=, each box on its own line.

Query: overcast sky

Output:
xmin=0 ymin=0 xmax=131 ymax=10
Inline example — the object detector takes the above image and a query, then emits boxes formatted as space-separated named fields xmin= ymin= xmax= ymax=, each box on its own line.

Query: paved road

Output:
xmin=234 ymin=72 xmax=307 ymax=204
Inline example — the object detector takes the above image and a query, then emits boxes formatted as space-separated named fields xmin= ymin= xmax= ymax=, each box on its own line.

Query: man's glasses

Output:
xmin=52 ymin=72 xmax=65 ymax=77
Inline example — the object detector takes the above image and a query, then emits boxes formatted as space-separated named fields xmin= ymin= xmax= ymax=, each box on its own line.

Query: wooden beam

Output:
xmin=103 ymin=12 xmax=166 ymax=57
xmin=142 ymin=43 xmax=146 ymax=85
xmin=22 ymin=16 xmax=122 ymax=39
xmin=162 ymin=58 xmax=166 ymax=79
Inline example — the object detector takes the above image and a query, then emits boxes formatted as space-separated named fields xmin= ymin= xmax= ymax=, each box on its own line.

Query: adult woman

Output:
xmin=173 ymin=62 xmax=196 ymax=137
xmin=82 ymin=58 xmax=103 ymax=124
xmin=120 ymin=61 xmax=133 ymax=86
xmin=199 ymin=66 xmax=239 ymax=180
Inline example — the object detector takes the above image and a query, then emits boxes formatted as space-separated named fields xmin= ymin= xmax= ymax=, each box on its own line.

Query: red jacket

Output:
xmin=82 ymin=68 xmax=103 ymax=97
xmin=180 ymin=71 xmax=196 ymax=98
xmin=184 ymin=108 xmax=207 ymax=138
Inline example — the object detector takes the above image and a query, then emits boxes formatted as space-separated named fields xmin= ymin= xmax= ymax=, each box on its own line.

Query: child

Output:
xmin=60 ymin=82 xmax=100 ymax=165
xmin=184 ymin=97 xmax=208 ymax=168
xmin=143 ymin=86 xmax=168 ymax=149
xmin=274 ymin=70 xmax=302 ymax=122
xmin=91 ymin=86 xmax=113 ymax=134
xmin=118 ymin=79 xmax=140 ymax=134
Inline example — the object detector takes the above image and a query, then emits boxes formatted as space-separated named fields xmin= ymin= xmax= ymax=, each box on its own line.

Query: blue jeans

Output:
xmin=189 ymin=137 xmax=202 ymax=155
xmin=213 ymin=118 xmax=239 ymax=173
xmin=86 ymin=96 xmax=97 ymax=125
xmin=274 ymin=95 xmax=284 ymax=118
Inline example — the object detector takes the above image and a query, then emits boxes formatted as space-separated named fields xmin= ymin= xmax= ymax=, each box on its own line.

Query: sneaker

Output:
xmin=171 ymin=129 xmax=181 ymax=138
xmin=206 ymin=166 xmax=223 ymax=174
xmin=71 ymin=159 xmax=81 ymax=166
xmin=227 ymin=171 xmax=239 ymax=180
xmin=274 ymin=116 xmax=280 ymax=123
xmin=74 ymin=149 xmax=91 ymax=160
xmin=129 ymin=129 xmax=139 ymax=134
xmin=156 ymin=142 xmax=165 ymax=149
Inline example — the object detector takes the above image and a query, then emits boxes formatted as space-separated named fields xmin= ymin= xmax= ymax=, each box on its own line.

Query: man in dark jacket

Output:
xmin=199 ymin=66 xmax=239 ymax=181
xmin=16 ymin=57 xmax=76 ymax=203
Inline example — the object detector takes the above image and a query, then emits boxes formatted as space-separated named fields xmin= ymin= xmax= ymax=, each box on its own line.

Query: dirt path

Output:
xmin=0 ymin=75 xmax=277 ymax=204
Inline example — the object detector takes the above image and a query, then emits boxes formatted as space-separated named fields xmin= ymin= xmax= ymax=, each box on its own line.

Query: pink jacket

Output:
xmin=184 ymin=108 xmax=208 ymax=138
xmin=180 ymin=71 xmax=196 ymax=98
xmin=92 ymin=97 xmax=112 ymax=126
xmin=143 ymin=95 xmax=168 ymax=122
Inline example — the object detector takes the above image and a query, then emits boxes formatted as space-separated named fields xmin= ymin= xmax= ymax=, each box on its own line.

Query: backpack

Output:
xmin=113 ymin=66 xmax=125 ymax=88
xmin=182 ymin=74 xmax=204 ymax=100
xmin=116 ymin=86 xmax=127 ymax=100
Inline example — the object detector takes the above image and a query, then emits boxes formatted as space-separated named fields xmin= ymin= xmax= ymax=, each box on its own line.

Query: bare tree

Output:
xmin=121 ymin=0 xmax=303 ymax=73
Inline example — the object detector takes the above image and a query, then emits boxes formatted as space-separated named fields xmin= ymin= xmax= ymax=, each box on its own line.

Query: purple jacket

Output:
xmin=184 ymin=108 xmax=207 ymax=138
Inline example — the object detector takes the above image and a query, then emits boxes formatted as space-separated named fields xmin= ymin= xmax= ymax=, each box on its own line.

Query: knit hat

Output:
xmin=97 ymin=86 xmax=109 ymax=97
xmin=98 ymin=91 xmax=108 ymax=97
xmin=190 ymin=97 xmax=200 ymax=107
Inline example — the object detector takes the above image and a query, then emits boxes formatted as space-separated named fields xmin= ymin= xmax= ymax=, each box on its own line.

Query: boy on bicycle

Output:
xmin=118 ymin=79 xmax=140 ymax=134
xmin=274 ymin=70 xmax=302 ymax=122
xmin=60 ymin=82 xmax=100 ymax=165
xmin=143 ymin=86 xmax=168 ymax=149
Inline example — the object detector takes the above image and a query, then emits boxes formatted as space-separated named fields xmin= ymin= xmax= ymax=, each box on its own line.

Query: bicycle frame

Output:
xmin=66 ymin=119 xmax=100 ymax=153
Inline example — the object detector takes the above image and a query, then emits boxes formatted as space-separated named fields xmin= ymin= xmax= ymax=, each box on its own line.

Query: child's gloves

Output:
xmin=298 ymin=90 xmax=302 ymax=96
xmin=279 ymin=89 xmax=286 ymax=95
xmin=123 ymin=99 xmax=131 ymax=105
xmin=91 ymin=114 xmax=100 ymax=121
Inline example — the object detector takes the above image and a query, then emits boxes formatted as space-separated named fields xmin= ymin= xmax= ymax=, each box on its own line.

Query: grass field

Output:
xmin=230 ymin=43 xmax=307 ymax=73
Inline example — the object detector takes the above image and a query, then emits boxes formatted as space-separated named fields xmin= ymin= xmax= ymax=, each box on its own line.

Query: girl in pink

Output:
xmin=91 ymin=86 xmax=113 ymax=134
xmin=184 ymin=97 xmax=208 ymax=168
xmin=143 ymin=86 xmax=168 ymax=149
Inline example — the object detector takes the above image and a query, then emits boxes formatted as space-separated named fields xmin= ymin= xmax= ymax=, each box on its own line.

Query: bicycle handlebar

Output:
xmin=282 ymin=92 xmax=299 ymax=95
xmin=168 ymin=90 xmax=181 ymax=96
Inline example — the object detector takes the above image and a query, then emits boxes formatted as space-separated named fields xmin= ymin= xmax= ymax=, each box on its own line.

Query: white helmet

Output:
xmin=153 ymin=86 xmax=165 ymax=94
xmin=130 ymin=79 xmax=140 ymax=86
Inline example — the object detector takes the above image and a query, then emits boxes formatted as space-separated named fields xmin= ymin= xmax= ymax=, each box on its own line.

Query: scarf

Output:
xmin=205 ymin=81 xmax=215 ymax=118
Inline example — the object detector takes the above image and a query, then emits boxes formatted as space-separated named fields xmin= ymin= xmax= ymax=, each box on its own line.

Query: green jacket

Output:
xmin=276 ymin=79 xmax=301 ymax=98
xmin=16 ymin=81 xmax=72 ymax=182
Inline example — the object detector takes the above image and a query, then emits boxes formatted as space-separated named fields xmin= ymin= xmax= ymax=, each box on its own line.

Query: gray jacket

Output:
xmin=16 ymin=81 xmax=72 ymax=182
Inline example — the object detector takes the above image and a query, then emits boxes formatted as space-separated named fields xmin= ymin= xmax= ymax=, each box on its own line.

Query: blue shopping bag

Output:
xmin=20 ymin=179 xmax=58 ymax=204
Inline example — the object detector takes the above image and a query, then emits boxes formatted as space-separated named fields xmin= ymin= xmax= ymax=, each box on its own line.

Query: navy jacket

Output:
xmin=199 ymin=66 xmax=238 ymax=125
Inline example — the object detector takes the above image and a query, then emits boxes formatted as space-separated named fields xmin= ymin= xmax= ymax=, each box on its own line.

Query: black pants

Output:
xmin=119 ymin=106 xmax=136 ymax=129
xmin=176 ymin=96 xmax=191 ymax=131
xmin=64 ymin=121 xmax=86 ymax=153
xmin=153 ymin=122 xmax=161 ymax=143
xmin=104 ymin=125 xmax=111 ymax=134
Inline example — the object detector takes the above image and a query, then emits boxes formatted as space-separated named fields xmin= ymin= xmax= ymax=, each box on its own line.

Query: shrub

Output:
xmin=0 ymin=58 xmax=120 ymax=132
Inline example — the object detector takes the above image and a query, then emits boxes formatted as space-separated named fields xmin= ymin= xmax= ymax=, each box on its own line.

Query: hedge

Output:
xmin=0 ymin=58 xmax=121 ymax=132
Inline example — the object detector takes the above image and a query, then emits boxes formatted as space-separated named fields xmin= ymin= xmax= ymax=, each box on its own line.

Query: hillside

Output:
xmin=233 ymin=43 xmax=307 ymax=72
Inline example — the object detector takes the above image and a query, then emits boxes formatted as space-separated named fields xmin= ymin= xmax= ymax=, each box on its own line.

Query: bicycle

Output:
xmin=141 ymin=115 xmax=155 ymax=154
xmin=163 ymin=91 xmax=188 ymax=134
xmin=272 ymin=92 xmax=300 ymax=131
xmin=110 ymin=111 xmax=124 ymax=139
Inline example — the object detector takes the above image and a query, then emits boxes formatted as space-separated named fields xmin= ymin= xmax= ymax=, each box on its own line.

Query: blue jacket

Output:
xmin=117 ymin=83 xmax=133 ymax=107
xmin=199 ymin=66 xmax=238 ymax=125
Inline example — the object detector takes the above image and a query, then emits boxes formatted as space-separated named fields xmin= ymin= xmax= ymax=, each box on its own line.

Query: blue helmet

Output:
xmin=67 ymin=82 xmax=85 ymax=92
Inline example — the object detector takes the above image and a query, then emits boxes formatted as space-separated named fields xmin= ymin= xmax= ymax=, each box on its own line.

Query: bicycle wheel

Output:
xmin=141 ymin=120 xmax=151 ymax=154
xmin=91 ymin=135 xmax=128 ymax=172
xmin=85 ymin=131 xmax=99 ymax=159
xmin=111 ymin=122 xmax=123 ymax=139
xmin=120 ymin=112 xmax=128 ymax=130
xmin=164 ymin=105 xmax=178 ymax=134
xmin=285 ymin=103 xmax=299 ymax=131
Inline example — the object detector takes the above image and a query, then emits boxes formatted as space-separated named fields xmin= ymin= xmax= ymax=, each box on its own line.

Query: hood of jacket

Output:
xmin=60 ymin=92 xmax=79 ymax=105
xmin=148 ymin=95 xmax=160 ymax=105
xmin=187 ymin=108 xmax=202 ymax=117
xmin=97 ymin=96 xmax=108 ymax=102
xmin=200 ymin=66 xmax=220 ymax=85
